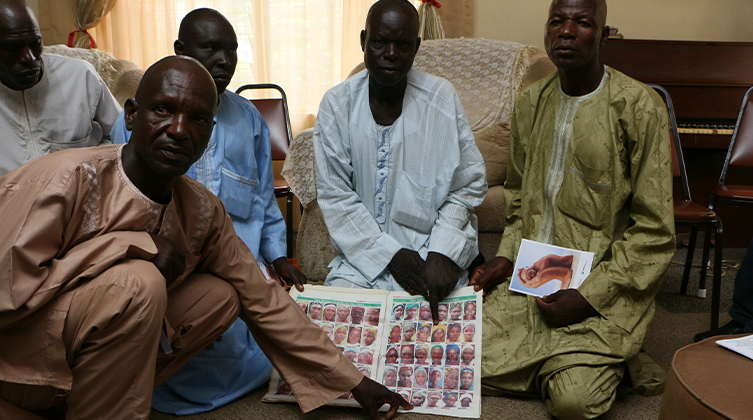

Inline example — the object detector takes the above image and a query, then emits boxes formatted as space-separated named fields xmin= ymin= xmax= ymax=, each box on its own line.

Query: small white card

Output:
xmin=509 ymin=239 xmax=595 ymax=298
xmin=717 ymin=334 xmax=753 ymax=360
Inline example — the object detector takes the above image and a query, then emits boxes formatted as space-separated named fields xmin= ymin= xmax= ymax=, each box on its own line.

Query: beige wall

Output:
xmin=475 ymin=0 xmax=753 ymax=50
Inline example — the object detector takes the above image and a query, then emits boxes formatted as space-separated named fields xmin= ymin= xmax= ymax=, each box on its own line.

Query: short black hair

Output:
xmin=364 ymin=0 xmax=419 ymax=37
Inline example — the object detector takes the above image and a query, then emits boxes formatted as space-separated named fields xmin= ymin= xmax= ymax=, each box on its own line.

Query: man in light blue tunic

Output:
xmin=111 ymin=8 xmax=306 ymax=415
xmin=314 ymin=0 xmax=487 ymax=323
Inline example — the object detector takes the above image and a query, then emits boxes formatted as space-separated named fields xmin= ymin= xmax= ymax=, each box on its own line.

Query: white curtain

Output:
xmin=92 ymin=1 xmax=428 ymax=134
xmin=69 ymin=0 xmax=118 ymax=48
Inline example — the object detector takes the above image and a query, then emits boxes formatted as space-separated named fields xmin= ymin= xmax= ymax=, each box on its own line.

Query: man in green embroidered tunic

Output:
xmin=470 ymin=0 xmax=675 ymax=419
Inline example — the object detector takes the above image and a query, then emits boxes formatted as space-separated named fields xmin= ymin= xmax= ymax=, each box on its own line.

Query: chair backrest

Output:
xmin=720 ymin=85 xmax=753 ymax=185
xmin=236 ymin=84 xmax=292 ymax=161
xmin=649 ymin=84 xmax=691 ymax=202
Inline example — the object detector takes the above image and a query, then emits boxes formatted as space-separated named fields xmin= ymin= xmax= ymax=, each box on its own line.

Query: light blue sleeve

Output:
xmin=109 ymin=111 xmax=131 ymax=144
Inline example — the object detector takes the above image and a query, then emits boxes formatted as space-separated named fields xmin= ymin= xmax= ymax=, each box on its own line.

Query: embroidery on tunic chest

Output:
xmin=537 ymin=96 xmax=580 ymax=244
xmin=374 ymin=126 xmax=391 ymax=224
xmin=537 ymin=70 xmax=609 ymax=244
xmin=80 ymin=162 xmax=101 ymax=237
xmin=144 ymin=203 xmax=164 ymax=234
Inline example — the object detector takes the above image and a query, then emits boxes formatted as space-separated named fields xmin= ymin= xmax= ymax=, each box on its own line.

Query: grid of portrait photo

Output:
xmin=380 ymin=294 xmax=481 ymax=416
xmin=263 ymin=286 xmax=482 ymax=418
xmin=273 ymin=295 xmax=383 ymax=401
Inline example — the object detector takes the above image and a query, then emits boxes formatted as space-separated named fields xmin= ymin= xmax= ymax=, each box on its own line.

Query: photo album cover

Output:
xmin=509 ymin=239 xmax=595 ymax=298
xmin=263 ymin=285 xmax=483 ymax=418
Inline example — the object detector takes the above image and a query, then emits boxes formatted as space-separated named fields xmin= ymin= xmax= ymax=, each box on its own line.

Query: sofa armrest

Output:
xmin=281 ymin=127 xmax=317 ymax=207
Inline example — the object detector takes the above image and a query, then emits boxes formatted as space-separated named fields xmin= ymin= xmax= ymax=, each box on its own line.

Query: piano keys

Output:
xmin=600 ymin=39 xmax=753 ymax=149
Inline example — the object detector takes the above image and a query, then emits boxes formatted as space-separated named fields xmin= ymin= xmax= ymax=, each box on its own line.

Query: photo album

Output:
xmin=509 ymin=239 xmax=595 ymax=298
xmin=263 ymin=285 xmax=483 ymax=418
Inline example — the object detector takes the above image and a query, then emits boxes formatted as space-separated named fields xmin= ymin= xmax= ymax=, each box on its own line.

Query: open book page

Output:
xmin=262 ymin=286 xmax=483 ymax=418
xmin=382 ymin=288 xmax=482 ymax=418
xmin=716 ymin=334 xmax=753 ymax=360
xmin=509 ymin=239 xmax=595 ymax=298
xmin=263 ymin=286 xmax=388 ymax=406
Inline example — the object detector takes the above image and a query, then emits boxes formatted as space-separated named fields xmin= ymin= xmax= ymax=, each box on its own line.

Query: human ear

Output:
xmin=124 ymin=98 xmax=138 ymax=131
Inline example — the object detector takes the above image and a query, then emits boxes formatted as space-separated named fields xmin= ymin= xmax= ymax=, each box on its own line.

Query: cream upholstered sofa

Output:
xmin=282 ymin=38 xmax=555 ymax=282
xmin=44 ymin=45 xmax=144 ymax=107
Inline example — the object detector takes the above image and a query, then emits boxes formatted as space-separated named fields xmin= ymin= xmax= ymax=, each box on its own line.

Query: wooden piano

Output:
xmin=600 ymin=39 xmax=753 ymax=149
xmin=600 ymin=39 xmax=753 ymax=246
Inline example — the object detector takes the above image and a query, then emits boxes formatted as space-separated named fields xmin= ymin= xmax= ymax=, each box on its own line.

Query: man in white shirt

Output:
xmin=0 ymin=0 xmax=121 ymax=176
xmin=314 ymin=0 xmax=487 ymax=322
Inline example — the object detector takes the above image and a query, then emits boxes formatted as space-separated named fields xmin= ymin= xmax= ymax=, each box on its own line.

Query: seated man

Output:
xmin=470 ymin=0 xmax=674 ymax=419
xmin=110 ymin=8 xmax=305 ymax=414
xmin=0 ymin=56 xmax=410 ymax=420
xmin=0 ymin=0 xmax=120 ymax=177
xmin=694 ymin=237 xmax=753 ymax=341
xmin=314 ymin=0 xmax=487 ymax=322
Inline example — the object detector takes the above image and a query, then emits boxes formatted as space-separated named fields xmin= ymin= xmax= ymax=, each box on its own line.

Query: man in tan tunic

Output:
xmin=0 ymin=56 xmax=409 ymax=420
xmin=471 ymin=0 xmax=674 ymax=419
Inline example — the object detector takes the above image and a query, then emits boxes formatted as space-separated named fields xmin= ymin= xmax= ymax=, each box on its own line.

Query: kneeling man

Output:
xmin=315 ymin=0 xmax=487 ymax=322
xmin=471 ymin=0 xmax=674 ymax=419
xmin=0 ymin=56 xmax=409 ymax=420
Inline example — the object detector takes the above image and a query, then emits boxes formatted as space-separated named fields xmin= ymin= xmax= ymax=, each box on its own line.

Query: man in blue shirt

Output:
xmin=111 ymin=8 xmax=307 ymax=414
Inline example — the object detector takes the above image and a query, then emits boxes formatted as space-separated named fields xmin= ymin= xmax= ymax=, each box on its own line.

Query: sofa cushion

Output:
xmin=475 ymin=184 xmax=505 ymax=233
xmin=474 ymin=122 xmax=510 ymax=187
xmin=44 ymin=45 xmax=144 ymax=106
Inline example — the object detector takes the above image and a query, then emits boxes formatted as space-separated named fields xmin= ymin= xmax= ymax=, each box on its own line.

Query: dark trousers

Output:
xmin=730 ymin=238 xmax=753 ymax=332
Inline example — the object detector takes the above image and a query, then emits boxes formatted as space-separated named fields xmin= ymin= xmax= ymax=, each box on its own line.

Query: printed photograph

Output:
xmin=332 ymin=325 xmax=348 ymax=345
xmin=430 ymin=344 xmax=444 ymax=365
xmin=346 ymin=326 xmax=362 ymax=346
xmin=413 ymin=367 xmax=429 ymax=389
xmin=388 ymin=324 xmax=402 ymax=344
xmin=461 ymin=344 xmax=475 ymax=366
xmin=405 ymin=303 xmax=419 ymax=321
xmin=397 ymin=366 xmax=413 ymax=388
xmin=416 ymin=323 xmax=432 ymax=342
xmin=400 ymin=344 xmax=415 ymax=365
xmin=392 ymin=303 xmax=405 ymax=321
xmin=335 ymin=304 xmax=351 ymax=323
xmin=401 ymin=322 xmax=416 ymax=342
xmin=428 ymin=367 xmax=444 ymax=389
xmin=431 ymin=324 xmax=447 ymax=343
xmin=322 ymin=302 xmax=337 ymax=322
xmin=444 ymin=367 xmax=460 ymax=390
xmin=385 ymin=345 xmax=400 ymax=364
xmin=442 ymin=392 xmax=459 ymax=408
xmin=463 ymin=301 xmax=477 ymax=321
xmin=383 ymin=366 xmax=397 ymax=387
xmin=350 ymin=306 xmax=365 ymax=324
xmin=460 ymin=368 xmax=474 ymax=391
xmin=446 ymin=323 xmax=462 ymax=343
xmin=445 ymin=344 xmax=461 ymax=366
xmin=449 ymin=302 xmax=463 ymax=321
xmin=462 ymin=323 xmax=476 ymax=343
xmin=414 ymin=344 xmax=430 ymax=365
xmin=361 ymin=327 xmax=378 ymax=347
xmin=364 ymin=307 xmax=380 ymax=326
xmin=411 ymin=390 xmax=426 ymax=407
xmin=308 ymin=301 xmax=323 ymax=320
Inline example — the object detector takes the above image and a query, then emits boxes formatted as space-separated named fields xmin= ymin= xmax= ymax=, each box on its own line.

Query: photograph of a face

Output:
xmin=509 ymin=239 xmax=594 ymax=298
